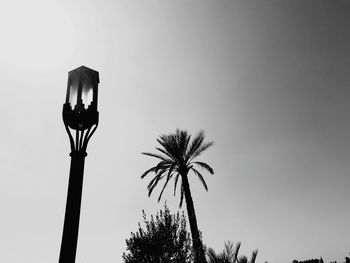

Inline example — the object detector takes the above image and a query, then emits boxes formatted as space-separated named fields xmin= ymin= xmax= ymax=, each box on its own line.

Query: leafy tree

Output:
xmin=142 ymin=129 xmax=214 ymax=263
xmin=122 ymin=203 xmax=192 ymax=263
xmin=207 ymin=241 xmax=258 ymax=263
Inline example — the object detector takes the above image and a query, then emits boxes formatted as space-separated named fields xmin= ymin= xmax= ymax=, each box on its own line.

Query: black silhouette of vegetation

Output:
xmin=295 ymin=254 xmax=350 ymax=263
xmin=122 ymin=203 xmax=193 ymax=263
xmin=141 ymin=129 xmax=214 ymax=263
xmin=293 ymin=258 xmax=324 ymax=263
xmin=207 ymin=241 xmax=258 ymax=263
xmin=123 ymin=128 xmax=349 ymax=263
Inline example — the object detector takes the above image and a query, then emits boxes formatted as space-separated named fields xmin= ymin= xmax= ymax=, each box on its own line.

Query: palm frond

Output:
xmin=232 ymin=242 xmax=241 ymax=263
xmin=191 ymin=167 xmax=208 ymax=191
xmin=157 ymin=171 xmax=174 ymax=202
xmin=141 ymin=160 xmax=171 ymax=179
xmin=223 ymin=241 xmax=235 ymax=262
xmin=141 ymin=152 xmax=169 ymax=161
xmin=192 ymin=161 xmax=214 ymax=174
xmin=190 ymin=141 xmax=214 ymax=160
xmin=249 ymin=250 xmax=258 ymax=263
xmin=155 ymin=147 xmax=175 ymax=160
xmin=141 ymin=167 xmax=157 ymax=179
xmin=147 ymin=172 xmax=166 ymax=197
xmin=156 ymin=163 xmax=176 ymax=201
xmin=179 ymin=185 xmax=185 ymax=208
xmin=154 ymin=160 xmax=172 ymax=173
xmin=170 ymin=133 xmax=182 ymax=161
xmin=147 ymin=171 xmax=164 ymax=190
xmin=238 ymin=255 xmax=248 ymax=263
xmin=157 ymin=136 xmax=180 ymax=162
xmin=147 ymin=174 xmax=159 ymax=189
xmin=184 ymin=133 xmax=191 ymax=157
xmin=173 ymin=173 xmax=181 ymax=196
xmin=177 ymin=129 xmax=190 ymax=160
xmin=207 ymin=247 xmax=219 ymax=263
xmin=186 ymin=130 xmax=205 ymax=160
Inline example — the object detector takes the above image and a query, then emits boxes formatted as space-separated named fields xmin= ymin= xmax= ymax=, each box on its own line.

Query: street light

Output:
xmin=59 ymin=66 xmax=99 ymax=263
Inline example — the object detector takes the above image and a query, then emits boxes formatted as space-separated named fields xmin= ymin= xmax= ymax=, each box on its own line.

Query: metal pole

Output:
xmin=59 ymin=151 xmax=87 ymax=263
xmin=60 ymin=66 xmax=99 ymax=263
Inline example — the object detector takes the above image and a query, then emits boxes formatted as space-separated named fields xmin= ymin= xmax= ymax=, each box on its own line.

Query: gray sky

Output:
xmin=0 ymin=1 xmax=349 ymax=262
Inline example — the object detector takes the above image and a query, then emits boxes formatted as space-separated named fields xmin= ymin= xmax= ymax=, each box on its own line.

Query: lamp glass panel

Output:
xmin=82 ymin=83 xmax=93 ymax=109
xmin=69 ymin=81 xmax=78 ymax=109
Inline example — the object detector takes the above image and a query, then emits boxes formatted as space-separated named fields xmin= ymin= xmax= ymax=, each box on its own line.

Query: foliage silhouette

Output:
xmin=207 ymin=241 xmax=241 ymax=263
xmin=142 ymin=129 xmax=214 ymax=263
xmin=207 ymin=241 xmax=258 ymax=263
xmin=300 ymin=255 xmax=350 ymax=263
xmin=122 ymin=203 xmax=192 ymax=263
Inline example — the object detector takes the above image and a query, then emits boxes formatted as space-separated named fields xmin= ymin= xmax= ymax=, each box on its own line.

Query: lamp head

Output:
xmin=63 ymin=66 xmax=99 ymax=130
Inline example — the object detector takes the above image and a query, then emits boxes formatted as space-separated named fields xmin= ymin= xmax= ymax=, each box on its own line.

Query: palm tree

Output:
xmin=207 ymin=241 xmax=241 ymax=263
xmin=207 ymin=241 xmax=258 ymax=263
xmin=141 ymin=129 xmax=214 ymax=263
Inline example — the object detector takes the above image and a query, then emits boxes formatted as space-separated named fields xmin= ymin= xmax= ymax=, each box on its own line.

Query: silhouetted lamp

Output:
xmin=63 ymin=66 xmax=99 ymax=143
xmin=59 ymin=66 xmax=99 ymax=263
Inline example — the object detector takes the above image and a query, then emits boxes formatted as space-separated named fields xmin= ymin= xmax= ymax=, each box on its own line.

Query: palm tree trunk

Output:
xmin=181 ymin=173 xmax=206 ymax=263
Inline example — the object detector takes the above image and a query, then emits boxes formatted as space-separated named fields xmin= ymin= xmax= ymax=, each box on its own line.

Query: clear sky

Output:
xmin=0 ymin=1 xmax=349 ymax=262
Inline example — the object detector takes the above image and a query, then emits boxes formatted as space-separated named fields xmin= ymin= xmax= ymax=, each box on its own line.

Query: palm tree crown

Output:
xmin=207 ymin=241 xmax=258 ymax=263
xmin=142 ymin=129 xmax=214 ymax=263
xmin=141 ymin=129 xmax=214 ymax=207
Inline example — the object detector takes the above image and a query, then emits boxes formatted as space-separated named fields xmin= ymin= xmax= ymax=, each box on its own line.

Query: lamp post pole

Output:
xmin=59 ymin=151 xmax=86 ymax=262
xmin=59 ymin=66 xmax=99 ymax=263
